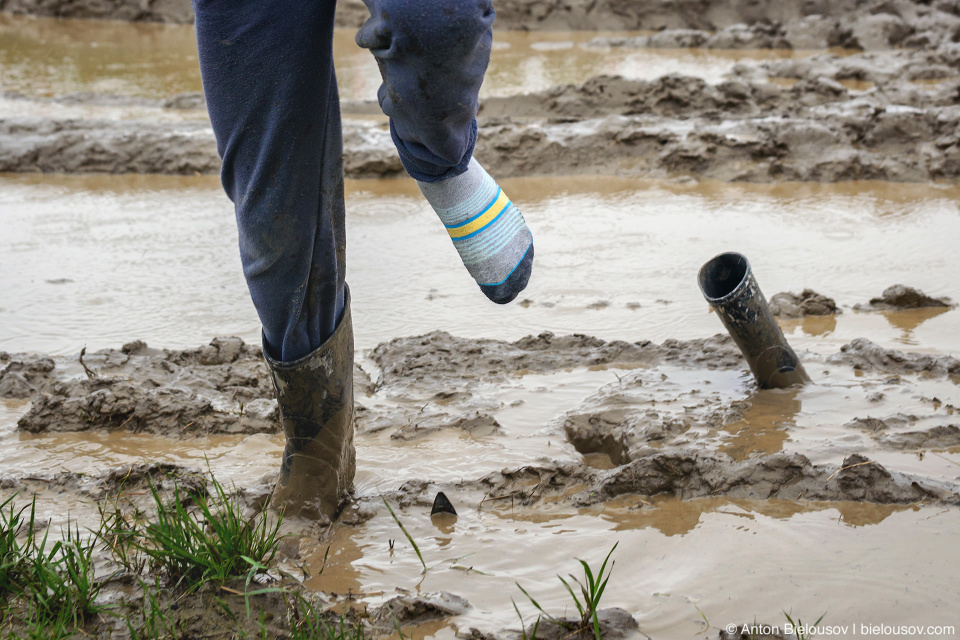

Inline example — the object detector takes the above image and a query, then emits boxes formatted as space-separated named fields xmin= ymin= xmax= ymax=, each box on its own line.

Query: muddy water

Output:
xmin=2 ymin=174 xmax=958 ymax=356
xmin=308 ymin=498 xmax=960 ymax=637
xmin=3 ymin=12 xmax=960 ymax=640
xmin=1 ymin=13 xmax=810 ymax=112
xmin=2 ymin=170 xmax=960 ymax=635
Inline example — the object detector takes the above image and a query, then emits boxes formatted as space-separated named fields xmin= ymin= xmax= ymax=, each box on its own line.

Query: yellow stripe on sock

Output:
xmin=446 ymin=189 xmax=510 ymax=240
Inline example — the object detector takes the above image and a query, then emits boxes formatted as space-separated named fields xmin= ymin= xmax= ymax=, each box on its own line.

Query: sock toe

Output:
xmin=479 ymin=243 xmax=534 ymax=304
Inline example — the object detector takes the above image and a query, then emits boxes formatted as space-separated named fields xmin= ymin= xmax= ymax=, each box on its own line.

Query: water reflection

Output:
xmin=719 ymin=387 xmax=802 ymax=461
xmin=880 ymin=308 xmax=952 ymax=346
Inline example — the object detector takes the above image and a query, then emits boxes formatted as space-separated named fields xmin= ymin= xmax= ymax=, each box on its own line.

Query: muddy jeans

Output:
xmin=192 ymin=0 xmax=494 ymax=362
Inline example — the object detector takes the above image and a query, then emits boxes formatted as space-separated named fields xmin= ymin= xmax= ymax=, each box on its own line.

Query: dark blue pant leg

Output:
xmin=193 ymin=0 xmax=346 ymax=362
xmin=356 ymin=0 xmax=495 ymax=182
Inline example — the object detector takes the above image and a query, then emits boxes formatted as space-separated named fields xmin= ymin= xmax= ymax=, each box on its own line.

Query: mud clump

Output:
xmin=0 ymin=117 xmax=403 ymax=178
xmin=4 ymin=336 xmax=378 ymax=436
xmin=18 ymin=378 xmax=278 ymax=436
xmin=827 ymin=338 xmax=960 ymax=376
xmin=392 ymin=452 xmax=960 ymax=509
xmin=370 ymin=330 xmax=743 ymax=390
xmin=588 ymin=452 xmax=960 ymax=506
xmin=877 ymin=425 xmax=960 ymax=450
xmin=0 ymin=356 xmax=55 ymax=399
xmin=371 ymin=592 xmax=470 ymax=627
xmin=769 ymin=289 xmax=840 ymax=317
xmin=863 ymin=284 xmax=953 ymax=310
xmin=519 ymin=608 xmax=639 ymax=640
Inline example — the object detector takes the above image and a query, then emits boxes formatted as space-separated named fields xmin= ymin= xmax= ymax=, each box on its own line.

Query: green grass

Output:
xmin=512 ymin=597 xmax=542 ymax=640
xmin=381 ymin=497 xmax=426 ymax=571
xmin=784 ymin=610 xmax=826 ymax=640
xmin=516 ymin=542 xmax=618 ymax=640
xmin=0 ymin=492 xmax=110 ymax=638
xmin=129 ymin=472 xmax=283 ymax=590
xmin=125 ymin=582 xmax=185 ymax=640
xmin=288 ymin=595 xmax=367 ymax=640
xmin=0 ymin=492 xmax=31 ymax=600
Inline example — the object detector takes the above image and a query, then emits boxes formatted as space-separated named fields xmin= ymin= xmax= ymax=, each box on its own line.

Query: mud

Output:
xmin=0 ymin=337 xmax=369 ymax=436
xmin=827 ymin=338 xmax=960 ymax=375
xmin=517 ymin=608 xmax=640 ymax=640
xmin=6 ymin=0 xmax=960 ymax=42
xmin=4 ymin=326 xmax=960 ymax=637
xmin=382 ymin=450 xmax=960 ymax=512
xmin=4 ymin=0 xmax=960 ymax=183
xmin=7 ymin=65 xmax=960 ymax=181
xmin=769 ymin=289 xmax=840 ymax=318
xmin=861 ymin=284 xmax=954 ymax=310
xmin=370 ymin=330 xmax=743 ymax=390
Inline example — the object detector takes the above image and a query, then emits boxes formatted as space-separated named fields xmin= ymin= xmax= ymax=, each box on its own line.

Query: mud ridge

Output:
xmin=7 ymin=73 xmax=960 ymax=182
xmin=370 ymin=331 xmax=742 ymax=390
xmin=5 ymin=0 xmax=960 ymax=43
xmin=391 ymin=453 xmax=960 ymax=508
xmin=3 ymin=337 xmax=277 ymax=436
xmin=827 ymin=338 xmax=960 ymax=376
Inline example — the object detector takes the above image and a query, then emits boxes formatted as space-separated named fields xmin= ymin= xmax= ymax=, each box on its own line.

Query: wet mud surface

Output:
xmin=3 ymin=1 xmax=960 ymax=638
xmin=6 ymin=328 xmax=959 ymax=505
xmin=4 ymin=2 xmax=960 ymax=182
xmin=3 ymin=323 xmax=960 ymax=637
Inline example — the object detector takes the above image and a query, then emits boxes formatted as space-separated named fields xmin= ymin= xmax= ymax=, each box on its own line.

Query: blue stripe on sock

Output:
xmin=452 ymin=197 xmax=513 ymax=241
xmin=443 ymin=187 xmax=501 ymax=230
xmin=457 ymin=214 xmax=524 ymax=264
xmin=480 ymin=241 xmax=533 ymax=286
xmin=434 ymin=173 xmax=497 ymax=224
xmin=457 ymin=210 xmax=523 ymax=261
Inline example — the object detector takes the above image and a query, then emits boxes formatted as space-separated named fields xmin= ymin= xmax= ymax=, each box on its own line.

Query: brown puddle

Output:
xmin=297 ymin=496 xmax=960 ymax=639
xmin=2 ymin=11 xmax=960 ymax=638
xmin=6 ymin=174 xmax=959 ymax=356
xmin=1 ymin=13 xmax=832 ymax=112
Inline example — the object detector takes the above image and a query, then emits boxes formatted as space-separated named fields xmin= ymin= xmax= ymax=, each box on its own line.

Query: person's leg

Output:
xmin=195 ymin=0 xmax=344 ymax=363
xmin=357 ymin=0 xmax=535 ymax=304
xmin=193 ymin=0 xmax=354 ymax=521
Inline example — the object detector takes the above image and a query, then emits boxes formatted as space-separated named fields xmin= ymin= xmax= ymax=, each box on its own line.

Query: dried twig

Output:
xmin=826 ymin=460 xmax=876 ymax=483
xmin=79 ymin=345 xmax=98 ymax=379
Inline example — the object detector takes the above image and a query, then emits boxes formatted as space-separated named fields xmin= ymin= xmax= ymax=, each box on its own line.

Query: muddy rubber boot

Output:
xmin=265 ymin=290 xmax=355 ymax=522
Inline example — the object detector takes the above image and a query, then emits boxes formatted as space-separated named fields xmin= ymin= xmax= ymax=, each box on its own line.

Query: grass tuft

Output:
xmin=516 ymin=541 xmax=618 ymax=640
xmin=783 ymin=610 xmax=826 ymax=640
xmin=131 ymin=471 xmax=282 ymax=590
xmin=0 ymin=492 xmax=110 ymax=637
xmin=289 ymin=594 xmax=367 ymax=640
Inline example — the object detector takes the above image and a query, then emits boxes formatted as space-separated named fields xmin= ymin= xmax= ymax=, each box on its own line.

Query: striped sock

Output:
xmin=418 ymin=159 xmax=534 ymax=304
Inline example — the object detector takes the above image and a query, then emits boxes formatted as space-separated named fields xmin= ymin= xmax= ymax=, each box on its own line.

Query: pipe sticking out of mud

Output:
xmin=698 ymin=252 xmax=809 ymax=389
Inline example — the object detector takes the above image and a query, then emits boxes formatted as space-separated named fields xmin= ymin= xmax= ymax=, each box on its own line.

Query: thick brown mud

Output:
xmin=5 ymin=0 xmax=960 ymax=39
xmin=6 ymin=67 xmax=960 ymax=182
xmin=7 ymin=329 xmax=959 ymax=506
xmin=3 ymin=2 xmax=960 ymax=637
xmin=4 ymin=1 xmax=960 ymax=182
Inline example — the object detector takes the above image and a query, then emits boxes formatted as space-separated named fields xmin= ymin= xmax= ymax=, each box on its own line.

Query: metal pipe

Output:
xmin=698 ymin=252 xmax=809 ymax=389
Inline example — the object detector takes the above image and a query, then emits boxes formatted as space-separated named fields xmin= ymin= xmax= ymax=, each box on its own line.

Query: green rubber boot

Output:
xmin=265 ymin=289 xmax=356 ymax=521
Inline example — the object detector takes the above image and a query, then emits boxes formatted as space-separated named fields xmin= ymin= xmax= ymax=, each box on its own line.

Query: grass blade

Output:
xmin=380 ymin=497 xmax=426 ymax=571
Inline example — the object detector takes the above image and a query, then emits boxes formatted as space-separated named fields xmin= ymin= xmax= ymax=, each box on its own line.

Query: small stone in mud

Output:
xmin=865 ymin=285 xmax=953 ymax=310
xmin=372 ymin=592 xmax=470 ymax=626
xmin=431 ymin=491 xmax=457 ymax=516
xmin=769 ymin=289 xmax=840 ymax=317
